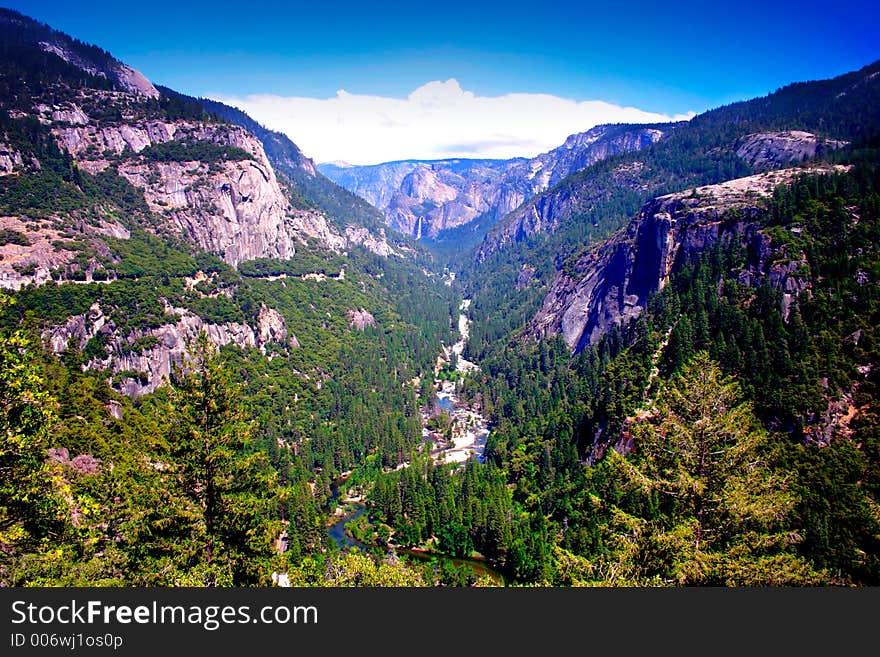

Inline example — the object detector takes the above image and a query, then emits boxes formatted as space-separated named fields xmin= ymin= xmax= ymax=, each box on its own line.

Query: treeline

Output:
xmin=0 ymin=304 xmax=443 ymax=585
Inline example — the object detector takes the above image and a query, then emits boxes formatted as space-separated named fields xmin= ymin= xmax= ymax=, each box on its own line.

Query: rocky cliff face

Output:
xmin=348 ymin=308 xmax=377 ymax=331
xmin=524 ymin=126 xmax=665 ymax=190
xmin=477 ymin=160 xmax=650 ymax=262
xmin=1 ymin=8 xmax=159 ymax=99
xmin=0 ymin=140 xmax=25 ymax=174
xmin=343 ymin=225 xmax=400 ymax=257
xmin=0 ymin=9 xmax=349 ymax=275
xmin=532 ymin=166 xmax=846 ymax=353
xmin=46 ymin=97 xmax=343 ymax=266
xmin=0 ymin=213 xmax=130 ymax=290
xmin=38 ymin=41 xmax=159 ymax=99
xmin=198 ymin=98 xmax=393 ymax=244
xmin=319 ymin=124 xmax=668 ymax=239
xmin=735 ymin=131 xmax=847 ymax=169
xmin=44 ymin=300 xmax=297 ymax=396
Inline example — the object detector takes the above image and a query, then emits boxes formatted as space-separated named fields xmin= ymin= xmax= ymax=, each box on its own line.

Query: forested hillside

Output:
xmin=1 ymin=7 xmax=878 ymax=587
xmin=0 ymin=9 xmax=454 ymax=586
xmin=444 ymin=67 xmax=880 ymax=584
xmin=462 ymin=61 xmax=880 ymax=361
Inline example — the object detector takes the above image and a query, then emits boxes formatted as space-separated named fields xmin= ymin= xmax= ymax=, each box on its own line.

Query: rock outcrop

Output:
xmin=0 ymin=8 xmax=159 ymax=100
xmin=344 ymin=225 xmax=399 ymax=257
xmin=319 ymin=124 xmax=669 ymax=239
xmin=532 ymin=166 xmax=846 ymax=353
xmin=38 ymin=41 xmax=159 ymax=99
xmin=735 ymin=131 xmax=847 ymax=169
xmin=478 ymin=160 xmax=650 ymax=262
xmin=348 ymin=308 xmax=377 ymax=331
xmin=44 ymin=301 xmax=297 ymax=396
xmin=0 ymin=140 xmax=24 ymax=174
xmin=49 ymin=108 xmax=343 ymax=266
xmin=0 ymin=214 xmax=130 ymax=290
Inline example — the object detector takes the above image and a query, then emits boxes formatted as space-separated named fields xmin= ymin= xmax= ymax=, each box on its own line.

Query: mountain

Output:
xmin=0 ymin=14 xmax=347 ymax=286
xmin=477 ymin=62 xmax=880 ymax=262
xmin=319 ymin=123 xmax=670 ymax=240
xmin=0 ymin=8 xmax=460 ymax=586
xmin=459 ymin=61 xmax=880 ymax=367
xmin=195 ymin=96 xmax=397 ymax=248
xmin=531 ymin=164 xmax=844 ymax=354
xmin=0 ymin=5 xmax=450 ymax=389
xmin=448 ymin=61 xmax=880 ymax=585
xmin=2 ymin=6 xmax=879 ymax=589
xmin=0 ymin=7 xmax=158 ymax=99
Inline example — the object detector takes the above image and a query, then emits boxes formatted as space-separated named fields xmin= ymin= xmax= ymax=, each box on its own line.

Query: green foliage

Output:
xmin=138 ymin=139 xmax=254 ymax=164
xmin=285 ymin=552 xmax=426 ymax=586
xmin=0 ymin=111 xmax=154 ymax=226
xmin=602 ymin=353 xmax=822 ymax=585
xmin=0 ymin=10 xmax=118 ymax=113
xmin=370 ymin=458 xmax=521 ymax=573
xmin=0 ymin=294 xmax=63 ymax=582
xmin=0 ymin=228 xmax=29 ymax=246
xmin=4 ymin=6 xmax=879 ymax=588
xmin=238 ymin=252 xmax=345 ymax=279
xmin=456 ymin=154 xmax=880 ymax=586
xmin=150 ymin=334 xmax=279 ymax=585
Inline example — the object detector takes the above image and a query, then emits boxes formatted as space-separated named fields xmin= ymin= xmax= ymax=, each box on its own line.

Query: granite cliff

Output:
xmin=44 ymin=299 xmax=296 ymax=396
xmin=532 ymin=166 xmax=846 ymax=353
xmin=48 ymin=96 xmax=343 ymax=266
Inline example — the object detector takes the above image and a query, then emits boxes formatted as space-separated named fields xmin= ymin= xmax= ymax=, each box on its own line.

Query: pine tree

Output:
xmin=163 ymin=332 xmax=279 ymax=586
xmin=607 ymin=352 xmax=825 ymax=585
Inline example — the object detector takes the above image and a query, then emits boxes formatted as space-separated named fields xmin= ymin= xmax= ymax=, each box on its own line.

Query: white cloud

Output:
xmin=214 ymin=79 xmax=695 ymax=165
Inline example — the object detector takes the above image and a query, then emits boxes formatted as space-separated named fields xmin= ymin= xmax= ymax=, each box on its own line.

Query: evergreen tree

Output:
xmin=162 ymin=332 xmax=279 ymax=586
xmin=607 ymin=352 xmax=825 ymax=585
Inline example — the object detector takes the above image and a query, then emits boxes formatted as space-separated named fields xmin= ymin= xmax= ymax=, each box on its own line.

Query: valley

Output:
xmin=1 ymin=6 xmax=879 ymax=589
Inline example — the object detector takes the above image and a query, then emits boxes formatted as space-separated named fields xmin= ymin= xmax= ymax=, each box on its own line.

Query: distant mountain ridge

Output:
xmin=319 ymin=123 xmax=671 ymax=240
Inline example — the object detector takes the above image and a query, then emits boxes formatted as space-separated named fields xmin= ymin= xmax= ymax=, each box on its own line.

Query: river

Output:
xmin=427 ymin=298 xmax=490 ymax=464
xmin=324 ymin=297 xmax=503 ymax=584
xmin=326 ymin=476 xmax=504 ymax=585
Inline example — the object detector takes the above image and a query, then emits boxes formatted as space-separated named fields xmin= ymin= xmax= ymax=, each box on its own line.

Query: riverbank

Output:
xmin=326 ymin=493 xmax=506 ymax=585
xmin=424 ymin=298 xmax=490 ymax=464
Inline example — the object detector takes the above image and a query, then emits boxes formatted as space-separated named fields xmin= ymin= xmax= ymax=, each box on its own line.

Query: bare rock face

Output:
xmin=532 ymin=166 xmax=847 ymax=353
xmin=257 ymin=303 xmax=288 ymax=344
xmin=44 ymin=301 xmax=293 ymax=396
xmin=51 ymin=114 xmax=342 ymax=266
xmin=526 ymin=126 xmax=664 ymax=190
xmin=38 ymin=41 xmax=159 ymax=99
xmin=344 ymin=225 xmax=399 ymax=257
xmin=477 ymin=160 xmax=649 ymax=262
xmin=0 ymin=215 xmax=129 ymax=290
xmin=348 ymin=308 xmax=377 ymax=331
xmin=735 ymin=131 xmax=847 ymax=169
xmin=320 ymin=124 xmax=668 ymax=239
xmin=0 ymin=141 xmax=24 ymax=174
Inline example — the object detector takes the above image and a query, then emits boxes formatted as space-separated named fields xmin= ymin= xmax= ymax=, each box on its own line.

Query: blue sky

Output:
xmin=6 ymin=0 xmax=880 ymax=163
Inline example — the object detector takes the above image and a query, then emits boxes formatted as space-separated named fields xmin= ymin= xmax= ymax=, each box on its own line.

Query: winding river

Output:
xmin=428 ymin=299 xmax=490 ymax=464
xmin=326 ymin=478 xmax=504 ymax=585
xmin=324 ymin=304 xmax=504 ymax=584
